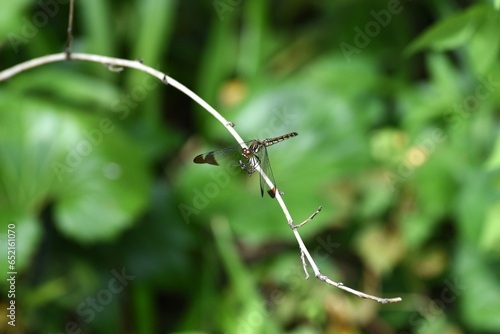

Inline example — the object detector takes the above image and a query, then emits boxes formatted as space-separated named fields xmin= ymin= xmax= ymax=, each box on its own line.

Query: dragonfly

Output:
xmin=193 ymin=132 xmax=298 ymax=198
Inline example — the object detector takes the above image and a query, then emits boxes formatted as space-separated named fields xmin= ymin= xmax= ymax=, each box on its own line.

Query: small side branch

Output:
xmin=292 ymin=205 xmax=322 ymax=229
xmin=288 ymin=207 xmax=402 ymax=304
xmin=65 ymin=0 xmax=74 ymax=59
xmin=317 ymin=274 xmax=402 ymax=303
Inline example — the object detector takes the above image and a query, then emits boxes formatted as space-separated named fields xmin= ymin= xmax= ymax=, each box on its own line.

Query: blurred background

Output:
xmin=1 ymin=0 xmax=500 ymax=333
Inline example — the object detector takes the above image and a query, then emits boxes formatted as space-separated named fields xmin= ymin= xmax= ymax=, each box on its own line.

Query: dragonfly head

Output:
xmin=242 ymin=147 xmax=253 ymax=158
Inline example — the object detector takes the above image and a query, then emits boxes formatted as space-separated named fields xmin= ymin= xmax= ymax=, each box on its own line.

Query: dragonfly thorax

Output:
xmin=246 ymin=140 xmax=264 ymax=154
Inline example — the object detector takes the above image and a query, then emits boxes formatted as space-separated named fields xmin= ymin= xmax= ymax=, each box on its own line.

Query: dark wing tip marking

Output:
xmin=193 ymin=154 xmax=205 ymax=164
xmin=193 ymin=152 xmax=219 ymax=165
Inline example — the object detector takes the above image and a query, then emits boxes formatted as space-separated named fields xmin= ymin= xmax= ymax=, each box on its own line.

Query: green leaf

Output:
xmin=0 ymin=0 xmax=32 ymax=46
xmin=485 ymin=134 xmax=500 ymax=171
xmin=455 ymin=244 xmax=500 ymax=331
xmin=401 ymin=213 xmax=438 ymax=250
xmin=398 ymin=53 xmax=462 ymax=130
xmin=405 ymin=5 xmax=487 ymax=55
xmin=455 ymin=172 xmax=490 ymax=244
xmin=211 ymin=217 xmax=280 ymax=333
xmin=50 ymin=117 xmax=150 ymax=243
xmin=0 ymin=212 xmax=41 ymax=281
xmin=467 ymin=10 xmax=500 ymax=75
xmin=77 ymin=0 xmax=114 ymax=55
xmin=130 ymin=0 xmax=177 ymax=71
xmin=0 ymin=90 xmax=150 ymax=244
xmin=480 ymin=202 xmax=500 ymax=252
xmin=7 ymin=68 xmax=120 ymax=109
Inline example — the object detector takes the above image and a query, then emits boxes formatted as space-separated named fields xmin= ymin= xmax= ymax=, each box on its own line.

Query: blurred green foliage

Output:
xmin=1 ymin=0 xmax=500 ymax=333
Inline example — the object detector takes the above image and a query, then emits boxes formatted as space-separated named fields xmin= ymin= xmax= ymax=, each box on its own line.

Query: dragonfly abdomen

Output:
xmin=263 ymin=132 xmax=298 ymax=147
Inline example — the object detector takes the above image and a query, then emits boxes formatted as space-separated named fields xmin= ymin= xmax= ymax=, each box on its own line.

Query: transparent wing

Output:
xmin=256 ymin=146 xmax=277 ymax=198
xmin=193 ymin=141 xmax=252 ymax=168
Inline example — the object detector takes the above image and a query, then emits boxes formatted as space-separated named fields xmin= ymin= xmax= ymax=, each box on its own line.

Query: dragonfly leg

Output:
xmin=239 ymin=156 xmax=261 ymax=176
xmin=238 ymin=159 xmax=245 ymax=169
xmin=239 ymin=159 xmax=253 ymax=175
xmin=248 ymin=156 xmax=260 ymax=174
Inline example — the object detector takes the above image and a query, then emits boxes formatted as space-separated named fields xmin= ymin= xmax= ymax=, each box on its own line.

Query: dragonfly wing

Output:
xmin=257 ymin=147 xmax=277 ymax=198
xmin=193 ymin=142 xmax=250 ymax=167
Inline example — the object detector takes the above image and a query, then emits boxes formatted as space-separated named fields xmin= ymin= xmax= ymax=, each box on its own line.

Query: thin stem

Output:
xmin=65 ymin=0 xmax=74 ymax=59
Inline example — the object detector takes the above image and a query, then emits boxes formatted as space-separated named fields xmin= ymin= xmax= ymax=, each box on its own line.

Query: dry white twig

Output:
xmin=294 ymin=205 xmax=322 ymax=229
xmin=0 ymin=2 xmax=402 ymax=304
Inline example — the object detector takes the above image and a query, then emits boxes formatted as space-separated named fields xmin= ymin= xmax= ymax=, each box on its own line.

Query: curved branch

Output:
xmin=0 ymin=51 xmax=401 ymax=304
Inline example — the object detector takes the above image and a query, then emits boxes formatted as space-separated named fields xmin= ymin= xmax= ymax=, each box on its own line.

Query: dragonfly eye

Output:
xmin=242 ymin=148 xmax=252 ymax=158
